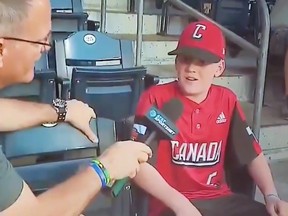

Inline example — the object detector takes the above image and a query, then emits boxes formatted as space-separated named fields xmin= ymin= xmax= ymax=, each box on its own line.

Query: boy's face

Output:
xmin=175 ymin=55 xmax=225 ymax=101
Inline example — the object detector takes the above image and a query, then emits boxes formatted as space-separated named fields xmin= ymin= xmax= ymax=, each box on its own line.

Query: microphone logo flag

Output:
xmin=147 ymin=107 xmax=177 ymax=136
xmin=131 ymin=123 xmax=147 ymax=141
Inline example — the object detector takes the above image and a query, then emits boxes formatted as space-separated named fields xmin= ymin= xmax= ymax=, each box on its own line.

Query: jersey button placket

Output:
xmin=193 ymin=108 xmax=201 ymax=134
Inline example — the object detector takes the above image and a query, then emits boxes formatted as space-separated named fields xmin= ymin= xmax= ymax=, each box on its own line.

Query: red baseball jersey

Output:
xmin=135 ymin=81 xmax=262 ymax=216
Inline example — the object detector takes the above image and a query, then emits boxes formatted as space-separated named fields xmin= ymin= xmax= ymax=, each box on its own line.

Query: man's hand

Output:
xmin=65 ymin=100 xmax=98 ymax=143
xmin=98 ymin=141 xmax=152 ymax=180
xmin=265 ymin=195 xmax=288 ymax=216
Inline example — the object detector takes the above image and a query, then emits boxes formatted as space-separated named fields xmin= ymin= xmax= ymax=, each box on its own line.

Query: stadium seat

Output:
xmin=54 ymin=31 xmax=148 ymax=121
xmin=157 ymin=0 xmax=251 ymax=39
xmin=50 ymin=0 xmax=88 ymax=40
xmin=50 ymin=0 xmax=99 ymax=41
xmin=70 ymin=67 xmax=146 ymax=121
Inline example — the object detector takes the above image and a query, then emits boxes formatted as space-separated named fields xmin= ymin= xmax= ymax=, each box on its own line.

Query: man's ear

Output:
xmin=0 ymin=38 xmax=4 ymax=68
xmin=214 ymin=60 xmax=225 ymax=78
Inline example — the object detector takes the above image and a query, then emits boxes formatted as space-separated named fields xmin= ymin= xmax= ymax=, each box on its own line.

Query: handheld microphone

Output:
xmin=111 ymin=98 xmax=183 ymax=197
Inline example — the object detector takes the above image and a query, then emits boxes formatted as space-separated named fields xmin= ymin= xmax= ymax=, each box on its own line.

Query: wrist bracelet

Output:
xmin=90 ymin=161 xmax=107 ymax=188
xmin=265 ymin=194 xmax=280 ymax=201
xmin=91 ymin=159 xmax=112 ymax=187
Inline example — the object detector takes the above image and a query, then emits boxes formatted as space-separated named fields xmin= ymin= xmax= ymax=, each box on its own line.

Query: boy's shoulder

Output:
xmin=148 ymin=81 xmax=177 ymax=91
xmin=210 ymin=85 xmax=238 ymax=102
xmin=143 ymin=83 xmax=238 ymax=106
xmin=145 ymin=81 xmax=178 ymax=98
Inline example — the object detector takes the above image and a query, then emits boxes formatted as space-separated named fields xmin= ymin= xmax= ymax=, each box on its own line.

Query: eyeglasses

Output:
xmin=3 ymin=37 xmax=52 ymax=47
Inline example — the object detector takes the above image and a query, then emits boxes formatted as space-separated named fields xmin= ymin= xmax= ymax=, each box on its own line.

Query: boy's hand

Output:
xmin=265 ymin=195 xmax=288 ymax=216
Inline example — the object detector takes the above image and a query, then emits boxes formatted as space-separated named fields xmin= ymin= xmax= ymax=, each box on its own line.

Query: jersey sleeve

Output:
xmin=226 ymin=101 xmax=262 ymax=168
xmin=135 ymin=88 xmax=157 ymax=117
xmin=135 ymin=88 xmax=164 ymax=166
xmin=0 ymin=149 xmax=23 ymax=211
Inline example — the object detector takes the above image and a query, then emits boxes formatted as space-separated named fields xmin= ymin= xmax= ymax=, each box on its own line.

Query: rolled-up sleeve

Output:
xmin=0 ymin=149 xmax=23 ymax=211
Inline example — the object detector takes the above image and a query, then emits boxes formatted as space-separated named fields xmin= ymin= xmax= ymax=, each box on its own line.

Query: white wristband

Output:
xmin=265 ymin=194 xmax=280 ymax=202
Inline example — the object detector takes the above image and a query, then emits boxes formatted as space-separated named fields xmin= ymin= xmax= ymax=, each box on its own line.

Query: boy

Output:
xmin=132 ymin=20 xmax=288 ymax=216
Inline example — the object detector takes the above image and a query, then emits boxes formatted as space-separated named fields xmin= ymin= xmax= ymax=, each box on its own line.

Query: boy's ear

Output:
xmin=214 ymin=60 xmax=225 ymax=78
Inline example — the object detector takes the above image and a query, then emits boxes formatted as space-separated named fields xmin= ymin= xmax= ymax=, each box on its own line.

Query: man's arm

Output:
xmin=0 ymin=145 xmax=99 ymax=216
xmin=0 ymin=98 xmax=57 ymax=131
xmin=1 ymin=141 xmax=152 ymax=216
xmin=133 ymin=163 xmax=200 ymax=214
xmin=3 ymin=167 xmax=101 ymax=216
xmin=0 ymin=98 xmax=98 ymax=142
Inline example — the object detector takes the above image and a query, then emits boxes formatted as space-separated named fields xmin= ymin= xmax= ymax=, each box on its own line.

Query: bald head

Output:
xmin=0 ymin=0 xmax=34 ymax=37
xmin=0 ymin=0 xmax=51 ymax=88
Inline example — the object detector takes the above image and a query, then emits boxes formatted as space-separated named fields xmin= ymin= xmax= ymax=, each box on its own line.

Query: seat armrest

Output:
xmin=144 ymin=74 xmax=160 ymax=89
xmin=55 ymin=77 xmax=70 ymax=99
xmin=87 ymin=20 xmax=100 ymax=31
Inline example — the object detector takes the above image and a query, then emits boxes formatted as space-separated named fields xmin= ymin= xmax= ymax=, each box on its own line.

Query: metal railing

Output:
xmin=252 ymin=0 xmax=270 ymax=138
xmin=100 ymin=0 xmax=144 ymax=65
xmin=136 ymin=0 xmax=144 ymax=66
xmin=135 ymin=0 xmax=270 ymax=139
xmin=100 ymin=0 xmax=107 ymax=32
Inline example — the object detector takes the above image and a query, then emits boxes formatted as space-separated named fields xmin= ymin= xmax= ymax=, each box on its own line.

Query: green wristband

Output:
xmin=91 ymin=159 xmax=112 ymax=186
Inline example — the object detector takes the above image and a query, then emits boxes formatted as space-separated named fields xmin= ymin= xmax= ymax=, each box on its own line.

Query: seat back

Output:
xmin=181 ymin=0 xmax=250 ymax=36
xmin=214 ymin=0 xmax=250 ymax=36
xmin=55 ymin=31 xmax=134 ymax=80
xmin=2 ymin=117 xmax=119 ymax=159
xmin=3 ymin=120 xmax=98 ymax=159
xmin=0 ymin=53 xmax=56 ymax=103
xmin=70 ymin=67 xmax=146 ymax=121
xmin=54 ymin=31 xmax=143 ymax=121
xmin=51 ymin=0 xmax=83 ymax=13
xmin=156 ymin=0 xmax=250 ymax=38
xmin=50 ymin=0 xmax=88 ymax=41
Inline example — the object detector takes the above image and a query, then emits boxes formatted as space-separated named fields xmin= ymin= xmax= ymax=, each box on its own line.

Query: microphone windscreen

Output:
xmin=161 ymin=98 xmax=183 ymax=123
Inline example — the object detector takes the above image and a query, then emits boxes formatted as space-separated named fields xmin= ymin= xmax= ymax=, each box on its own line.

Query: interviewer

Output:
xmin=0 ymin=0 xmax=152 ymax=215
